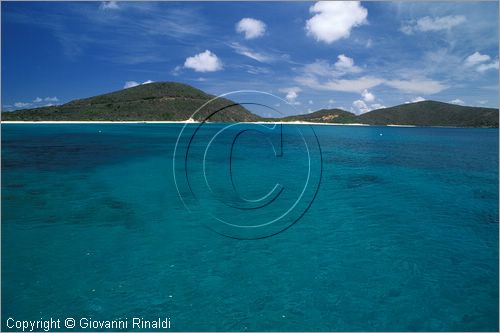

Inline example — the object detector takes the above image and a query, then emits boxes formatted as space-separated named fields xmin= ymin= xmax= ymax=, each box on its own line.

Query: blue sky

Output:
xmin=2 ymin=1 xmax=498 ymax=115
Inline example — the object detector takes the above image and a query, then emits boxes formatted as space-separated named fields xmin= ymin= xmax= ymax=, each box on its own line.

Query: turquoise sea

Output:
xmin=2 ymin=123 xmax=498 ymax=331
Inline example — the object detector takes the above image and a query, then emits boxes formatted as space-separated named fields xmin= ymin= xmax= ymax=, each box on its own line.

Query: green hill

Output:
xmin=358 ymin=101 xmax=498 ymax=127
xmin=282 ymin=108 xmax=357 ymax=123
xmin=2 ymin=82 xmax=498 ymax=127
xmin=281 ymin=101 xmax=497 ymax=127
xmin=1 ymin=82 xmax=261 ymax=122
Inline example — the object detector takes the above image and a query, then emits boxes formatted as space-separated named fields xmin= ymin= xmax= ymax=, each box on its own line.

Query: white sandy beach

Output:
xmin=0 ymin=120 xmax=426 ymax=128
xmin=1 ymin=120 xmax=374 ymax=126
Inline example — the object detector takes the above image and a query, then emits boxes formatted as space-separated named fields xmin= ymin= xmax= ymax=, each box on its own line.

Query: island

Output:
xmin=2 ymin=82 xmax=498 ymax=128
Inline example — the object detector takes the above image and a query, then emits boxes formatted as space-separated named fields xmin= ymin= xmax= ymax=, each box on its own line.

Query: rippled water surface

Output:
xmin=2 ymin=124 xmax=498 ymax=331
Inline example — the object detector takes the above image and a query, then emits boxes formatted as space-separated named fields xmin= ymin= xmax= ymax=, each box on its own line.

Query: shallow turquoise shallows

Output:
xmin=2 ymin=124 xmax=498 ymax=331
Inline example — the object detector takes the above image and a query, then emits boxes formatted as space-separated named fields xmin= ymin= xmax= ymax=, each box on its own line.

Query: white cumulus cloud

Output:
xmin=351 ymin=100 xmax=385 ymax=115
xmin=463 ymin=52 xmax=498 ymax=73
xmin=361 ymin=89 xmax=375 ymax=102
xmin=334 ymin=54 xmax=361 ymax=73
xmin=12 ymin=96 xmax=59 ymax=109
xmin=299 ymin=56 xmax=361 ymax=79
xmin=279 ymin=87 xmax=301 ymax=105
xmin=124 ymin=81 xmax=140 ymax=89
xmin=370 ymin=103 xmax=385 ymax=110
xmin=399 ymin=25 xmax=414 ymax=35
xmin=184 ymin=50 xmax=222 ymax=72
xmin=449 ymin=98 xmax=465 ymax=105
xmin=306 ymin=1 xmax=368 ymax=44
xmin=477 ymin=60 xmax=499 ymax=73
xmin=14 ymin=102 xmax=31 ymax=108
xmin=411 ymin=96 xmax=426 ymax=103
xmin=464 ymin=52 xmax=491 ymax=67
xmin=352 ymin=100 xmax=369 ymax=114
xmin=123 ymin=80 xmax=153 ymax=89
xmin=236 ymin=18 xmax=266 ymax=39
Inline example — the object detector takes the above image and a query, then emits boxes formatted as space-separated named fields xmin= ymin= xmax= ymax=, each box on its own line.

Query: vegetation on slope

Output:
xmin=2 ymin=82 xmax=498 ymax=127
xmin=282 ymin=109 xmax=357 ymax=123
xmin=2 ymin=82 xmax=261 ymax=122
xmin=358 ymin=101 xmax=498 ymax=127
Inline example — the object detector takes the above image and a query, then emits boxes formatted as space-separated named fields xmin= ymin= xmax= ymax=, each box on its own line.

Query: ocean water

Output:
xmin=2 ymin=123 xmax=498 ymax=331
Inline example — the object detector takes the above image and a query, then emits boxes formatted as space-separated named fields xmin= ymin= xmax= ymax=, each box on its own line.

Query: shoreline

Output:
xmin=0 ymin=120 xmax=495 ymax=129
xmin=0 ymin=120 xmax=398 ymax=127
xmin=0 ymin=120 xmax=372 ymax=126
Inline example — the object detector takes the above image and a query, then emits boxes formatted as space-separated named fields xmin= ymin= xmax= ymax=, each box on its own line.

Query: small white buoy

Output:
xmin=379 ymin=133 xmax=383 ymax=136
xmin=169 ymin=295 xmax=173 ymax=298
